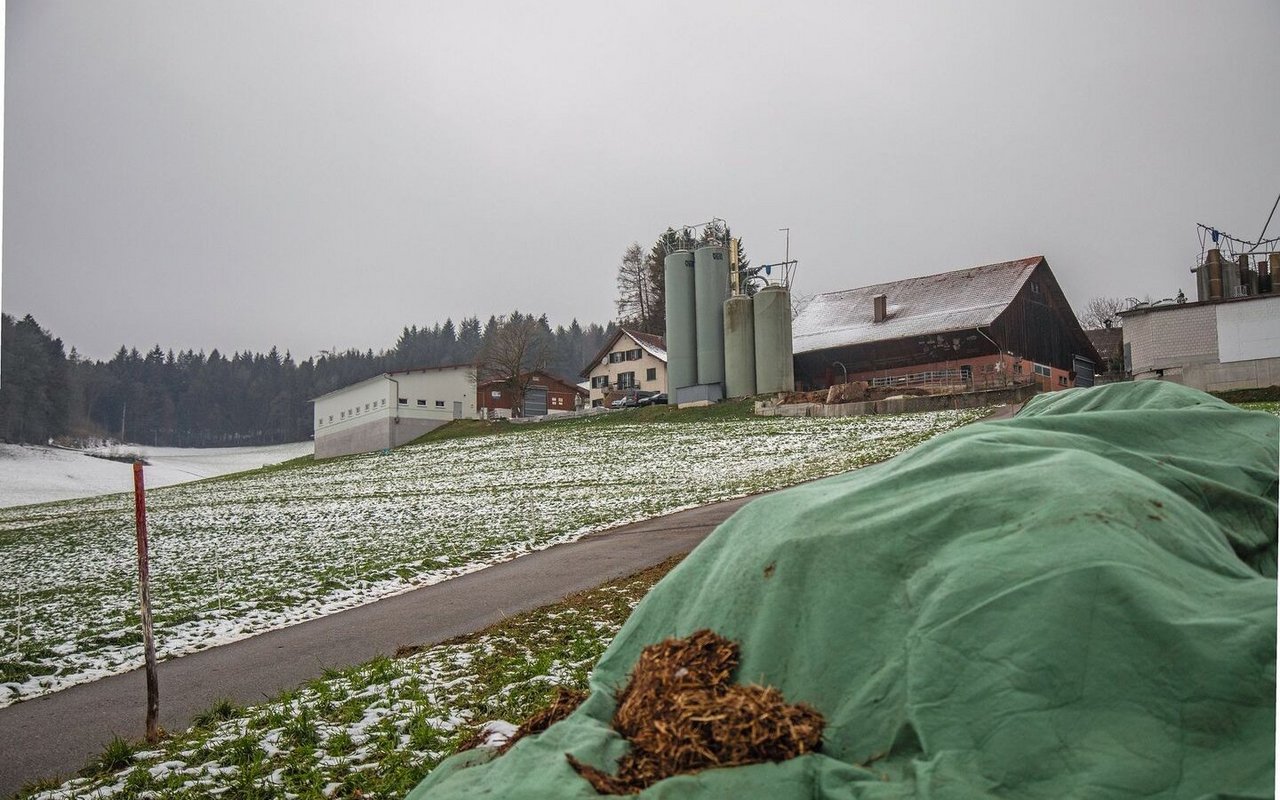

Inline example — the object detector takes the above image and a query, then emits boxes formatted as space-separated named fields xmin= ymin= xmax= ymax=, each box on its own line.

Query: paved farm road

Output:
xmin=0 ymin=495 xmax=754 ymax=797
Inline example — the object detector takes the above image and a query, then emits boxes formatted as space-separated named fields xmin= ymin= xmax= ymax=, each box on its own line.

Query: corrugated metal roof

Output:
xmin=793 ymin=257 xmax=1043 ymax=354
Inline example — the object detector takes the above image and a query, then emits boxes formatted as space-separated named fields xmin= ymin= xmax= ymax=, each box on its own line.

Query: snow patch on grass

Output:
xmin=0 ymin=410 xmax=983 ymax=707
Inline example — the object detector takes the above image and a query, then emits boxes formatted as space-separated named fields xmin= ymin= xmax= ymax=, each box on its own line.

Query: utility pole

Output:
xmin=133 ymin=462 xmax=160 ymax=743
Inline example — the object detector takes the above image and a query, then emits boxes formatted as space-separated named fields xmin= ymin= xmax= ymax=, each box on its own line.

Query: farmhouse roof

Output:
xmin=792 ymin=256 xmax=1044 ymax=354
xmin=477 ymin=370 xmax=589 ymax=397
xmin=580 ymin=328 xmax=667 ymax=377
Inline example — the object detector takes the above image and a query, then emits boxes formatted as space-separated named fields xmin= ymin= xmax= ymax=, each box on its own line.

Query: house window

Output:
xmin=626 ymin=348 xmax=642 ymax=361
xmin=592 ymin=399 xmax=603 ymax=407
xmin=1030 ymin=281 xmax=1041 ymax=294
xmin=591 ymin=375 xmax=609 ymax=389
xmin=1033 ymin=363 xmax=1051 ymax=378
xmin=608 ymin=351 xmax=626 ymax=363
xmin=398 ymin=397 xmax=408 ymax=405
xmin=417 ymin=399 xmax=427 ymax=406
xmin=490 ymin=390 xmax=502 ymax=398
xmin=435 ymin=400 xmax=445 ymax=407
xmin=617 ymin=371 xmax=637 ymax=389
xmin=646 ymin=367 xmax=657 ymax=381
xmin=317 ymin=418 xmax=322 ymax=427
xmin=328 ymin=415 xmax=333 ymax=422
xmin=1058 ymin=375 xmax=1068 ymax=386
xmin=365 ymin=404 xmax=370 ymax=411
xmin=381 ymin=399 xmax=386 ymax=406
xmin=340 ymin=411 xmax=345 ymax=419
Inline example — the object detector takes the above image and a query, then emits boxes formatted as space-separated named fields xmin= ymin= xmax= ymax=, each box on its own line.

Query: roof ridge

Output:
xmin=812 ymin=256 xmax=1044 ymax=300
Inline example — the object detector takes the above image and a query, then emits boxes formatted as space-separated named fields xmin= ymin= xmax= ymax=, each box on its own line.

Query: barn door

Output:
xmin=524 ymin=387 xmax=548 ymax=417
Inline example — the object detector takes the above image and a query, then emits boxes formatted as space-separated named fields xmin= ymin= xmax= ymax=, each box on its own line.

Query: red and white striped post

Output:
xmin=133 ymin=461 xmax=160 ymax=743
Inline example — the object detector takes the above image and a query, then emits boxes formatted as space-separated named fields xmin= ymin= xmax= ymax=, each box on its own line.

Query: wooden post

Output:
xmin=133 ymin=462 xmax=160 ymax=743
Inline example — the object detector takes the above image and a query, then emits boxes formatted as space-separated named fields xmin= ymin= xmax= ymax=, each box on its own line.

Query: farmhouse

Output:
xmin=791 ymin=256 xmax=1100 ymax=392
xmin=312 ymin=365 xmax=476 ymax=458
xmin=477 ymin=370 xmax=588 ymax=418
xmin=1119 ymin=293 xmax=1280 ymax=391
xmin=581 ymin=328 xmax=668 ymax=407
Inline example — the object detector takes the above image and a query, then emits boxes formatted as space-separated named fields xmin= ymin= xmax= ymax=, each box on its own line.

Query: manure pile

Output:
xmin=566 ymin=629 xmax=823 ymax=794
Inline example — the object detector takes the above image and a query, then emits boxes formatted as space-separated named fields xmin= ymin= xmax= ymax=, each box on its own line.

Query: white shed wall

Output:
xmin=1216 ymin=294 xmax=1280 ymax=363
xmin=313 ymin=367 xmax=477 ymax=458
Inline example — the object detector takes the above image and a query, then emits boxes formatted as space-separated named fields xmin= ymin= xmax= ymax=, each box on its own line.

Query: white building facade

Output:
xmin=313 ymin=365 xmax=476 ymax=458
xmin=1121 ymin=294 xmax=1280 ymax=392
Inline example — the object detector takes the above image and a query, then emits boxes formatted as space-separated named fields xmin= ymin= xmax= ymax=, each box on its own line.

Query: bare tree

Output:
xmin=615 ymin=242 xmax=653 ymax=331
xmin=473 ymin=312 xmax=551 ymax=418
xmin=790 ymin=293 xmax=815 ymax=321
xmin=1077 ymin=297 xmax=1126 ymax=330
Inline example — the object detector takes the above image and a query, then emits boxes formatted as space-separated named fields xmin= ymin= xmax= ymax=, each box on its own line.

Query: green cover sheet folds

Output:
xmin=410 ymin=382 xmax=1278 ymax=799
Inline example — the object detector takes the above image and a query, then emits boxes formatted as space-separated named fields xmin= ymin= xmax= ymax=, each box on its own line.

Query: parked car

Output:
xmin=637 ymin=392 xmax=667 ymax=406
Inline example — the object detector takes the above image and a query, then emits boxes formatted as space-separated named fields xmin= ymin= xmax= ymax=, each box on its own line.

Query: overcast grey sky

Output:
xmin=4 ymin=1 xmax=1278 ymax=362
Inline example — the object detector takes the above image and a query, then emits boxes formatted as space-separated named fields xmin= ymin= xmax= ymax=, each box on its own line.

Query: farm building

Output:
xmin=792 ymin=256 xmax=1100 ymax=391
xmin=477 ymin=371 xmax=588 ymax=418
xmin=312 ymin=365 xmax=476 ymax=458
xmin=581 ymin=328 xmax=668 ymax=407
xmin=1119 ymin=293 xmax=1280 ymax=391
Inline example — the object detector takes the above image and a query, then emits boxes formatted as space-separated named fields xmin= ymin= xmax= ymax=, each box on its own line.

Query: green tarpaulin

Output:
xmin=410 ymin=382 xmax=1277 ymax=799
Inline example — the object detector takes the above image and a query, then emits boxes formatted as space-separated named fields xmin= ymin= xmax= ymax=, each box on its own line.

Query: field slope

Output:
xmin=0 ymin=408 xmax=985 ymax=707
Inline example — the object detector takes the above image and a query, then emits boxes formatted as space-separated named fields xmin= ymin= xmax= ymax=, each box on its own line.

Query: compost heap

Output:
xmin=408 ymin=381 xmax=1277 ymax=799
xmin=567 ymin=629 xmax=824 ymax=794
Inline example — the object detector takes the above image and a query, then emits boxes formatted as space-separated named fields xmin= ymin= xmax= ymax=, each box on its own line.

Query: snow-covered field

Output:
xmin=0 ymin=442 xmax=314 ymax=509
xmin=0 ymin=410 xmax=984 ymax=707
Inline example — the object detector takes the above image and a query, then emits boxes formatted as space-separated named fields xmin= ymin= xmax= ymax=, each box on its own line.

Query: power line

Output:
xmin=1246 ymin=192 xmax=1280 ymax=254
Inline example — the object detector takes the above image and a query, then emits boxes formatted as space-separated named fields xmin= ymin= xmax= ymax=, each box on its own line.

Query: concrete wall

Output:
xmin=1138 ymin=357 xmax=1280 ymax=393
xmin=313 ymin=416 xmax=446 ymax=459
xmin=1123 ymin=304 xmax=1219 ymax=374
xmin=758 ymin=383 xmax=1039 ymax=418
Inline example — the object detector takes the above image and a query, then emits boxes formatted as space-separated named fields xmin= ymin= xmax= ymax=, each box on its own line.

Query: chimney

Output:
xmin=873 ymin=293 xmax=887 ymax=323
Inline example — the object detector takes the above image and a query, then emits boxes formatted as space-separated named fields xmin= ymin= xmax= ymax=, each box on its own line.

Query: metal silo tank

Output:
xmin=722 ymin=295 xmax=756 ymax=398
xmin=754 ymin=285 xmax=795 ymax=394
xmin=694 ymin=245 xmax=729 ymax=386
xmin=664 ymin=250 xmax=698 ymax=390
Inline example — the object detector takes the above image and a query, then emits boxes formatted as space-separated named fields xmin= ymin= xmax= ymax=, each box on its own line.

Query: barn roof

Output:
xmin=311 ymin=363 xmax=474 ymax=402
xmin=792 ymin=256 xmax=1044 ymax=354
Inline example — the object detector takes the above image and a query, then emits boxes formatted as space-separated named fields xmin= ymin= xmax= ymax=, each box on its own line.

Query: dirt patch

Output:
xmin=566 ymin=629 xmax=823 ymax=795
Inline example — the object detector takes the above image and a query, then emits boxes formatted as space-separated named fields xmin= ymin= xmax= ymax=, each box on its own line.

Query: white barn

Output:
xmin=313 ymin=365 xmax=477 ymax=459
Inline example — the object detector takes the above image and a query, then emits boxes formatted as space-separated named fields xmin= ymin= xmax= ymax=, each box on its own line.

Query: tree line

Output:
xmin=0 ymin=312 xmax=613 ymax=447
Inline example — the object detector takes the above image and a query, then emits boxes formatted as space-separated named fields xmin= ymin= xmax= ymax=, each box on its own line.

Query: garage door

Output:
xmin=524 ymin=386 xmax=548 ymax=416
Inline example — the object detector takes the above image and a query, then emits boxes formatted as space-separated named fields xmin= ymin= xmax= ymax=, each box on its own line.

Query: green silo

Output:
xmin=723 ymin=295 xmax=756 ymax=398
xmin=753 ymin=285 xmax=795 ymax=394
xmin=694 ymin=245 xmax=729 ymax=386
xmin=664 ymin=250 xmax=698 ymax=391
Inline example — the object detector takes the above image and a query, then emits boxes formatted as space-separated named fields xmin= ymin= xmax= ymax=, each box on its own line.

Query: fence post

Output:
xmin=133 ymin=461 xmax=161 ymax=743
